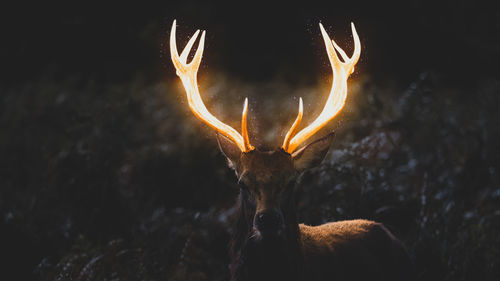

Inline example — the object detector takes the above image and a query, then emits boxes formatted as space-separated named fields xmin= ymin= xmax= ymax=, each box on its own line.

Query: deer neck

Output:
xmin=229 ymin=189 xmax=302 ymax=281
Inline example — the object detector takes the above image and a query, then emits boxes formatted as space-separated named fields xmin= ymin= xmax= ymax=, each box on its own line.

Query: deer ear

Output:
xmin=216 ymin=133 xmax=242 ymax=169
xmin=292 ymin=132 xmax=334 ymax=172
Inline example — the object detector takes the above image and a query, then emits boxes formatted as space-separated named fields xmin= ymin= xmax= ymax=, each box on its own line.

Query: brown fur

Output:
xmin=217 ymin=135 xmax=414 ymax=281
xmin=300 ymin=220 xmax=413 ymax=281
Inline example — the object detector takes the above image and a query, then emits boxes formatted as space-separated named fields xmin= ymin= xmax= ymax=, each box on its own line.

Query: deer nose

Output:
xmin=254 ymin=211 xmax=284 ymax=237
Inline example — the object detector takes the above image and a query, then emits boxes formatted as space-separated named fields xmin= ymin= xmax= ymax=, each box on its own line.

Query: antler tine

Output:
xmin=241 ymin=98 xmax=254 ymax=151
xmin=180 ymin=30 xmax=200 ymax=62
xmin=170 ymin=20 xmax=253 ymax=152
xmin=283 ymin=22 xmax=361 ymax=153
xmin=282 ymin=98 xmax=303 ymax=152
xmin=349 ymin=22 xmax=361 ymax=73
xmin=331 ymin=37 xmax=349 ymax=62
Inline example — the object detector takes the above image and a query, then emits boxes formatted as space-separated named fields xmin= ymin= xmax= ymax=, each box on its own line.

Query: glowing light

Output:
xmin=170 ymin=20 xmax=251 ymax=152
xmin=282 ymin=97 xmax=303 ymax=151
xmin=241 ymin=98 xmax=254 ymax=151
xmin=283 ymin=23 xmax=361 ymax=153
xmin=170 ymin=20 xmax=361 ymax=154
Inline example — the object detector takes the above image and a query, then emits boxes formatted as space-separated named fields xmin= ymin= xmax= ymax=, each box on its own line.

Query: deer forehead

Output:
xmin=239 ymin=150 xmax=295 ymax=183
xmin=242 ymin=150 xmax=293 ymax=170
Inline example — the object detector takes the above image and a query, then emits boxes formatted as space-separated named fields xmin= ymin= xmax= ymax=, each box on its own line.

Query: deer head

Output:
xmin=170 ymin=20 xmax=360 ymax=239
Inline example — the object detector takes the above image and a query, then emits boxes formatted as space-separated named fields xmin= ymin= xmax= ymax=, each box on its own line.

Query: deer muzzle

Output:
xmin=253 ymin=210 xmax=284 ymax=238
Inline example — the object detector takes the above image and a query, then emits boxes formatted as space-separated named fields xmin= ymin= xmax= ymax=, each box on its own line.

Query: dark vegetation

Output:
xmin=1 ymin=1 xmax=499 ymax=280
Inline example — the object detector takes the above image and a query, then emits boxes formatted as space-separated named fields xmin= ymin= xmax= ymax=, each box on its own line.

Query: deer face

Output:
xmin=217 ymin=133 xmax=334 ymax=239
xmin=238 ymin=149 xmax=293 ymax=237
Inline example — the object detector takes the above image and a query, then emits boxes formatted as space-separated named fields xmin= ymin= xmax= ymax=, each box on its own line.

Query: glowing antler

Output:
xmin=170 ymin=20 xmax=254 ymax=152
xmin=282 ymin=23 xmax=361 ymax=153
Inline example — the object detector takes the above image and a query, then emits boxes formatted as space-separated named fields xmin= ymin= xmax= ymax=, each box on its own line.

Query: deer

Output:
xmin=169 ymin=20 xmax=413 ymax=281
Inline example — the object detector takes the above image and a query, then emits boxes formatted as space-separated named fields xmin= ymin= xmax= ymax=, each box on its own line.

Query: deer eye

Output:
xmin=283 ymin=178 xmax=295 ymax=191
xmin=240 ymin=172 xmax=257 ymax=186
xmin=238 ymin=179 xmax=250 ymax=191
xmin=240 ymin=187 xmax=256 ymax=206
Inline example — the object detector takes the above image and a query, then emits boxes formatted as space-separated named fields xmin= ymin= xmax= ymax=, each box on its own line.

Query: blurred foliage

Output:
xmin=1 ymin=70 xmax=499 ymax=281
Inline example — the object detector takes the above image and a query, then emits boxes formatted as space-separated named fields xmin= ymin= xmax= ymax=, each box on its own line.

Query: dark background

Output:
xmin=1 ymin=1 xmax=499 ymax=280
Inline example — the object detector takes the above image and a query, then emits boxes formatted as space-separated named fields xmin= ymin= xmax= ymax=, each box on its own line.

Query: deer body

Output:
xmin=233 ymin=215 xmax=412 ymax=281
xmin=225 ymin=148 xmax=412 ymax=281
xmin=169 ymin=20 xmax=413 ymax=281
